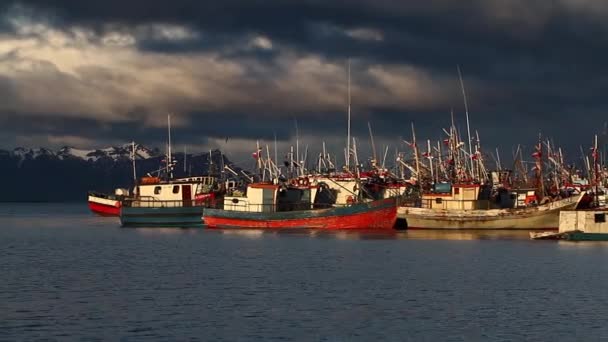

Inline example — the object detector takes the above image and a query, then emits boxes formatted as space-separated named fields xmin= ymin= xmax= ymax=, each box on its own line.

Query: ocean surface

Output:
xmin=2 ymin=203 xmax=608 ymax=341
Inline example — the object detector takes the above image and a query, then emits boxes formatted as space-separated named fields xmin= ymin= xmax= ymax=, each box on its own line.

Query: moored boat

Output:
xmin=88 ymin=189 xmax=128 ymax=216
xmin=203 ymin=182 xmax=398 ymax=229
xmin=399 ymin=183 xmax=581 ymax=229
xmin=120 ymin=176 xmax=222 ymax=228
xmin=531 ymin=199 xmax=608 ymax=240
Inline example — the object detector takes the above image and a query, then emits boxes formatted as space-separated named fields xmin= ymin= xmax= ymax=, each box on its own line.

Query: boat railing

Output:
xmin=88 ymin=191 xmax=118 ymax=200
xmin=224 ymin=201 xmax=348 ymax=213
xmin=399 ymin=197 xmax=493 ymax=210
xmin=400 ymin=194 xmax=579 ymax=210
xmin=122 ymin=197 xmax=221 ymax=209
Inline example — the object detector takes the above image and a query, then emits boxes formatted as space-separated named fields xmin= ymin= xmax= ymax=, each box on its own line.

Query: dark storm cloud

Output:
xmin=2 ymin=0 xmax=608 ymax=159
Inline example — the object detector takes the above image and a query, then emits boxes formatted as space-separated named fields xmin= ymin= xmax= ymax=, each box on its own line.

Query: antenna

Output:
xmin=457 ymin=65 xmax=474 ymax=181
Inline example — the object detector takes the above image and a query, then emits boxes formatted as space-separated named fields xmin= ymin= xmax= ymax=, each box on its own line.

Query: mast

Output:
xmin=368 ymin=121 xmax=377 ymax=166
xmin=352 ymin=137 xmax=360 ymax=177
xmin=346 ymin=58 xmax=351 ymax=172
xmin=382 ymin=145 xmax=389 ymax=170
xmin=534 ymin=133 xmax=544 ymax=198
xmin=266 ymin=144 xmax=273 ymax=180
xmin=274 ymin=131 xmax=278 ymax=176
xmin=256 ymin=140 xmax=263 ymax=181
xmin=303 ymin=145 xmax=309 ymax=174
xmin=594 ymin=134 xmax=600 ymax=207
xmin=427 ymin=139 xmax=434 ymax=183
xmin=457 ymin=65 xmax=474 ymax=181
xmin=209 ymin=149 xmax=213 ymax=176
xmin=167 ymin=114 xmax=173 ymax=179
xmin=294 ymin=119 xmax=300 ymax=176
xmin=322 ymin=141 xmax=327 ymax=173
xmin=290 ymin=145 xmax=294 ymax=177
xmin=496 ymin=147 xmax=501 ymax=171
xmin=184 ymin=145 xmax=187 ymax=173
xmin=131 ymin=141 xmax=137 ymax=184
xmin=411 ymin=122 xmax=420 ymax=178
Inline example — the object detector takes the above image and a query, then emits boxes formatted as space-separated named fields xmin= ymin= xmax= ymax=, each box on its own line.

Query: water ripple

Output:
xmin=3 ymin=203 xmax=608 ymax=340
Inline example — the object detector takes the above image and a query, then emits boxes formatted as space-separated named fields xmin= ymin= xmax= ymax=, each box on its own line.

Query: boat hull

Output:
xmin=120 ymin=206 xmax=205 ymax=228
xmin=88 ymin=195 xmax=121 ymax=216
xmin=399 ymin=196 xmax=579 ymax=230
xmin=562 ymin=231 xmax=608 ymax=241
xmin=204 ymin=198 xmax=397 ymax=229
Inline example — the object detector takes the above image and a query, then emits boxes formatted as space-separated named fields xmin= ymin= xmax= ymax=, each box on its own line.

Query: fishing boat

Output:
xmin=87 ymin=141 xmax=138 ymax=217
xmin=530 ymin=209 xmax=608 ymax=241
xmin=203 ymin=182 xmax=398 ymax=230
xmin=88 ymin=189 xmax=129 ymax=216
xmin=400 ymin=182 xmax=580 ymax=229
xmin=119 ymin=115 xmax=227 ymax=227
xmin=120 ymin=175 xmax=223 ymax=227
xmin=530 ymin=190 xmax=608 ymax=240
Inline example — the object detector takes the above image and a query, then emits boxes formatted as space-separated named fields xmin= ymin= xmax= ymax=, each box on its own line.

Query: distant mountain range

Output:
xmin=0 ymin=144 xmax=233 ymax=202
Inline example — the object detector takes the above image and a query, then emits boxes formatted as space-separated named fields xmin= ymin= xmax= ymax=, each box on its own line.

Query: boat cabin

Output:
xmin=130 ymin=176 xmax=219 ymax=208
xmin=222 ymin=183 xmax=338 ymax=213
xmin=421 ymin=183 xmax=487 ymax=210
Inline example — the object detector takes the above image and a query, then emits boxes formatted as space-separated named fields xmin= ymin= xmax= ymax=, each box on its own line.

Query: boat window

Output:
xmin=154 ymin=186 xmax=161 ymax=195
xmin=595 ymin=213 xmax=605 ymax=223
xmin=435 ymin=198 xmax=443 ymax=204
xmin=173 ymin=185 xmax=180 ymax=194
xmin=454 ymin=188 xmax=460 ymax=195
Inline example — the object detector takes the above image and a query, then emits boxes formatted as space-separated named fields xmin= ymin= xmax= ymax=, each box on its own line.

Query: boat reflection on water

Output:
xmin=210 ymin=228 xmax=534 ymax=241
xmin=556 ymin=240 xmax=608 ymax=248
xmin=218 ymin=229 xmax=265 ymax=239
xmin=132 ymin=227 xmax=203 ymax=236
xmin=402 ymin=229 xmax=532 ymax=241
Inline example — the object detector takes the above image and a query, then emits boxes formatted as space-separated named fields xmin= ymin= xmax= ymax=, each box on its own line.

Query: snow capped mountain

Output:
xmin=11 ymin=144 xmax=160 ymax=161
xmin=13 ymin=147 xmax=56 ymax=159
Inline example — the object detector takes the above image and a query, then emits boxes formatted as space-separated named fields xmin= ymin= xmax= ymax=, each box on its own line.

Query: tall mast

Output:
xmin=382 ymin=145 xmax=389 ymax=170
xmin=290 ymin=145 xmax=294 ymax=177
xmin=427 ymin=139 xmax=434 ymax=182
xmin=594 ymin=134 xmax=600 ymax=206
xmin=256 ymin=140 xmax=263 ymax=180
xmin=274 ymin=131 xmax=278 ymax=175
xmin=322 ymin=141 xmax=327 ymax=173
xmin=496 ymin=147 xmax=501 ymax=171
xmin=457 ymin=65 xmax=474 ymax=181
xmin=352 ymin=137 xmax=359 ymax=176
xmin=167 ymin=114 xmax=173 ymax=179
xmin=131 ymin=141 xmax=137 ymax=183
xmin=294 ymin=119 xmax=300 ymax=176
xmin=209 ymin=149 xmax=213 ymax=176
xmin=412 ymin=122 xmax=420 ymax=178
xmin=303 ymin=145 xmax=308 ymax=174
xmin=346 ymin=59 xmax=351 ymax=171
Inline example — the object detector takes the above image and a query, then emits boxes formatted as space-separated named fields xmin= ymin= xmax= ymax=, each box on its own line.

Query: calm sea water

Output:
xmin=2 ymin=203 xmax=608 ymax=341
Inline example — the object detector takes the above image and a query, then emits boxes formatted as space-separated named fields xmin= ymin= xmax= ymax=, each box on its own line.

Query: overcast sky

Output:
xmin=0 ymin=1 xmax=607 ymax=166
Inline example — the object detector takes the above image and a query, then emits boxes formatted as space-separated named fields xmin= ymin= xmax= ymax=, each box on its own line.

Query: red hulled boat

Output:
xmin=203 ymin=182 xmax=397 ymax=229
xmin=87 ymin=191 xmax=125 ymax=216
